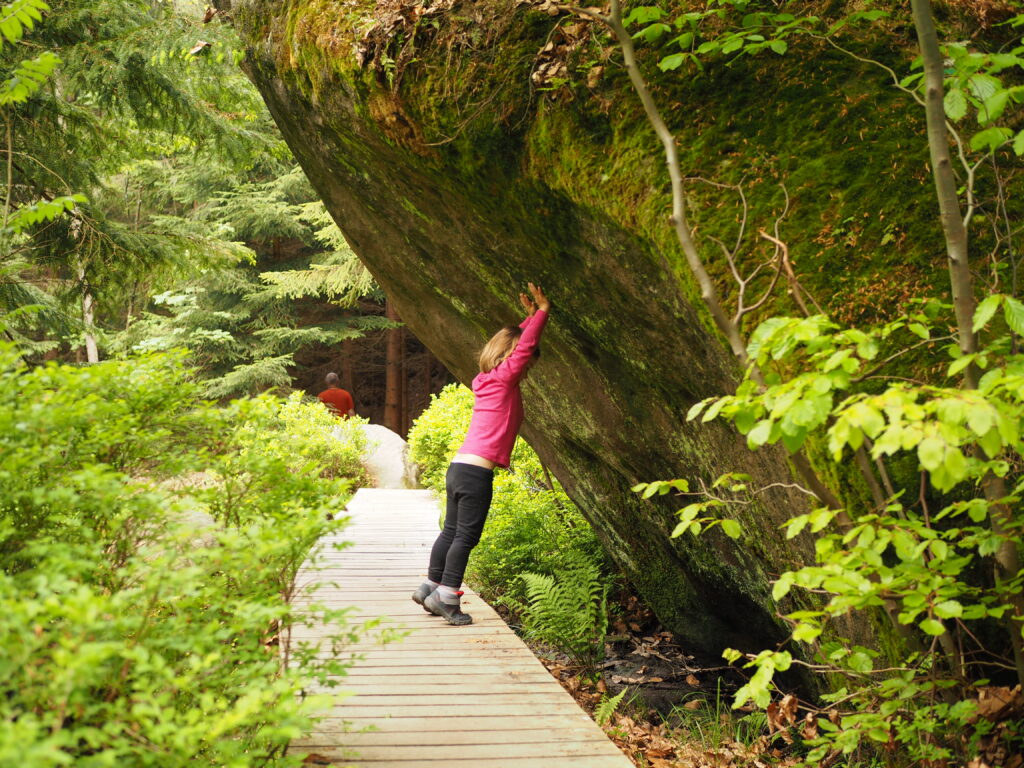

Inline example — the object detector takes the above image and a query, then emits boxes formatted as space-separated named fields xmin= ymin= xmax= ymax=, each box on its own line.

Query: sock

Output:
xmin=437 ymin=585 xmax=463 ymax=605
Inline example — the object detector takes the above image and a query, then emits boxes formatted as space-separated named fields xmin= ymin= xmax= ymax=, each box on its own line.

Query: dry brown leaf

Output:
xmin=301 ymin=755 xmax=335 ymax=766
xmin=686 ymin=673 xmax=700 ymax=686
xmin=647 ymin=746 xmax=675 ymax=758
xmin=779 ymin=694 xmax=799 ymax=724
xmin=683 ymin=699 xmax=702 ymax=710
xmin=975 ymin=685 xmax=1022 ymax=721
xmin=801 ymin=711 xmax=818 ymax=740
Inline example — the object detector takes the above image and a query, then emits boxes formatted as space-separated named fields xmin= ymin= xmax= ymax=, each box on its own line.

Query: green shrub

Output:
xmin=0 ymin=345 xmax=365 ymax=766
xmin=408 ymin=383 xmax=607 ymax=604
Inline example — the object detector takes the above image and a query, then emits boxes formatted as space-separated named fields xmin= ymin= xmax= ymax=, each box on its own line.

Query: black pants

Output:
xmin=427 ymin=462 xmax=494 ymax=588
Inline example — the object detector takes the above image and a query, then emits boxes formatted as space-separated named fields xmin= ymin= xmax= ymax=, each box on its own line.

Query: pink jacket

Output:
xmin=459 ymin=309 xmax=549 ymax=468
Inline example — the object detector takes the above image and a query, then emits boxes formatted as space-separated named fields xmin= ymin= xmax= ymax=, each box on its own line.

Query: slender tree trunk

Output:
xmin=3 ymin=115 xmax=12 ymax=230
xmin=421 ymin=348 xmax=433 ymax=421
xmin=401 ymin=331 xmax=409 ymax=434
xmin=75 ymin=257 xmax=99 ymax=364
xmin=384 ymin=300 xmax=404 ymax=433
xmin=911 ymin=0 xmax=1024 ymax=684
xmin=341 ymin=336 xmax=356 ymax=396
xmin=911 ymin=0 xmax=975 ymax=358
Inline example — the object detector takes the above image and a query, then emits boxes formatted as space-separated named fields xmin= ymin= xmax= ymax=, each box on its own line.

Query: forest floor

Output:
xmin=500 ymin=590 xmax=803 ymax=768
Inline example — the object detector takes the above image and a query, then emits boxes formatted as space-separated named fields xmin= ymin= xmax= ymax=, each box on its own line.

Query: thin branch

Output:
xmin=758 ymin=229 xmax=823 ymax=316
xmin=811 ymin=32 xmax=925 ymax=107
xmin=852 ymin=335 xmax=954 ymax=383
xmin=3 ymin=115 xmax=11 ymax=230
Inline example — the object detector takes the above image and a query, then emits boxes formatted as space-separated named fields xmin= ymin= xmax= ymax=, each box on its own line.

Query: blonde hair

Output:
xmin=479 ymin=326 xmax=523 ymax=373
xmin=477 ymin=325 xmax=520 ymax=372
xmin=479 ymin=325 xmax=544 ymax=372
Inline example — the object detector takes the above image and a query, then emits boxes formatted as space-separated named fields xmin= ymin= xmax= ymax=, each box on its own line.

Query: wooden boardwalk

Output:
xmin=288 ymin=488 xmax=634 ymax=768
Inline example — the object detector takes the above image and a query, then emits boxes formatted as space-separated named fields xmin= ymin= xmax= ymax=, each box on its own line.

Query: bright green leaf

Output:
xmin=720 ymin=518 xmax=742 ymax=539
xmin=919 ymin=618 xmax=947 ymax=636
xmin=918 ymin=436 xmax=945 ymax=472
xmin=1004 ymin=297 xmax=1024 ymax=335
xmin=973 ymin=294 xmax=1002 ymax=332
xmin=943 ymin=88 xmax=968 ymax=121
xmin=933 ymin=600 xmax=963 ymax=619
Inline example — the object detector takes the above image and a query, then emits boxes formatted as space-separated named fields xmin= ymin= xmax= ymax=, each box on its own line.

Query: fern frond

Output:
xmin=519 ymin=551 xmax=609 ymax=673
xmin=595 ymin=689 xmax=627 ymax=726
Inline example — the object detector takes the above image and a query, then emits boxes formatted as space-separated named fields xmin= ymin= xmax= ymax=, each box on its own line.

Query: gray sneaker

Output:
xmin=423 ymin=589 xmax=473 ymax=625
xmin=411 ymin=582 xmax=435 ymax=612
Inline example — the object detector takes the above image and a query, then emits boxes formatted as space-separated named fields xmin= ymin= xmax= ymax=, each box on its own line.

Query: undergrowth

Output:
xmin=0 ymin=346 xmax=368 ymax=766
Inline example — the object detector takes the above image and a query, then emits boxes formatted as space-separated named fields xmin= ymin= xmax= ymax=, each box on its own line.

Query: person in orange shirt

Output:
xmin=318 ymin=372 xmax=355 ymax=418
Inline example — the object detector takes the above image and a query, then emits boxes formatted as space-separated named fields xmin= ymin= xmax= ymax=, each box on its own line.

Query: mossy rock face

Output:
xmin=221 ymin=0 xmax=978 ymax=656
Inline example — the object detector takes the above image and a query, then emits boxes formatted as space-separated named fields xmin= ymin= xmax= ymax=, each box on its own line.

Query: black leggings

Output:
xmin=427 ymin=462 xmax=494 ymax=588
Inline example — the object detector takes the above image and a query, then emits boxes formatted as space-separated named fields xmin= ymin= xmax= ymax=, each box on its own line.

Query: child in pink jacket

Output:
xmin=413 ymin=283 xmax=551 ymax=625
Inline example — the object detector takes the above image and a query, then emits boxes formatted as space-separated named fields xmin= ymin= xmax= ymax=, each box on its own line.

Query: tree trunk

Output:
xmin=76 ymin=258 xmax=99 ymax=364
xmin=384 ymin=300 xmax=404 ymax=433
xmin=910 ymin=0 xmax=975 ymax=359
xmin=911 ymin=0 xmax=1024 ymax=684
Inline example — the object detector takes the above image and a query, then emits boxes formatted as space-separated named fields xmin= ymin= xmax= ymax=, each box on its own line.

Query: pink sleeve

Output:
xmin=494 ymin=309 xmax=548 ymax=382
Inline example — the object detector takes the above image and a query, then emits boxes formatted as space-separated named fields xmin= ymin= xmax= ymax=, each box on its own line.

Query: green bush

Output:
xmin=408 ymin=383 xmax=606 ymax=605
xmin=0 ymin=346 xmax=366 ymax=767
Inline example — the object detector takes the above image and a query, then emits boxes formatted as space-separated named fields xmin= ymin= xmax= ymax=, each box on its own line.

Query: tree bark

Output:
xmin=911 ymin=0 xmax=975 ymax=359
xmin=75 ymin=257 xmax=99 ymax=364
xmin=911 ymin=0 xmax=1024 ymax=684
xmin=384 ymin=300 xmax=404 ymax=433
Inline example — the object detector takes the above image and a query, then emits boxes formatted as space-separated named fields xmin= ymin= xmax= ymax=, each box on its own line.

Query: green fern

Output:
xmin=595 ymin=688 xmax=627 ymax=726
xmin=519 ymin=551 xmax=609 ymax=673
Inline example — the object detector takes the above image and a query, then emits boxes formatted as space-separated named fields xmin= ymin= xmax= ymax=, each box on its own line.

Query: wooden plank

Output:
xmin=342 ymin=671 xmax=552 ymax=682
xmin=297 ymin=742 xmax=626 ymax=760
xmin=324 ymin=704 xmax=590 ymax=718
xmin=325 ymin=683 xmax=562 ymax=696
xmin=317 ymin=696 xmax=569 ymax=708
xmin=295 ymin=727 xmax=604 ymax=747
xmin=289 ymin=754 xmax=631 ymax=768
xmin=312 ymin=715 xmax=596 ymax=731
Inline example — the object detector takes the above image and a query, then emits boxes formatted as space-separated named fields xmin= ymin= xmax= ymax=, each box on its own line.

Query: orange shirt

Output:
xmin=318 ymin=387 xmax=354 ymax=418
